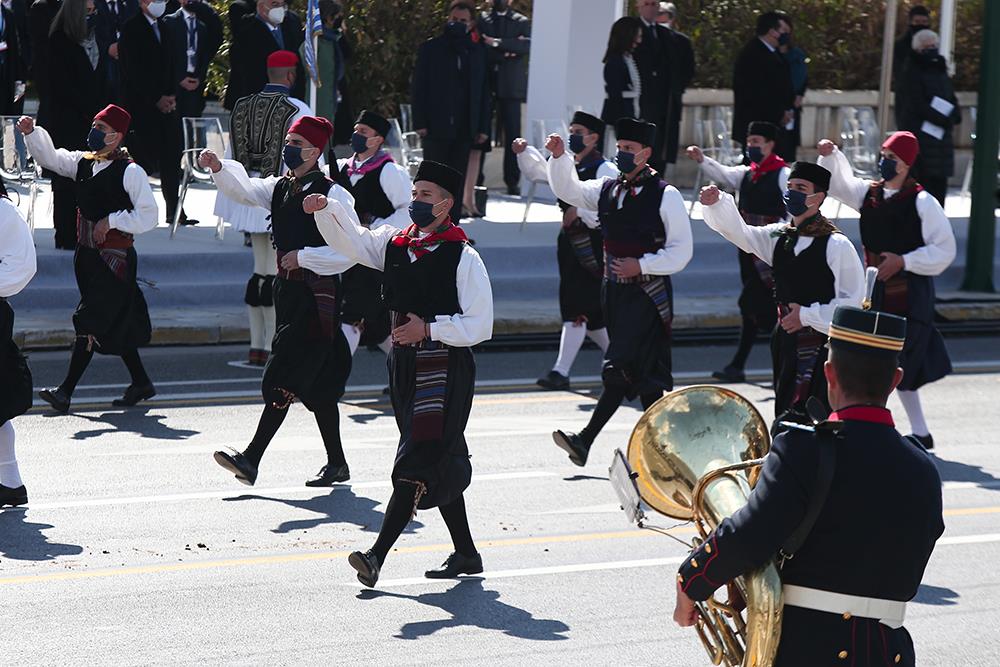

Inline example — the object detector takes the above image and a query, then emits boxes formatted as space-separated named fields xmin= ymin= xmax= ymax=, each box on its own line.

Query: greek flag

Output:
xmin=303 ymin=0 xmax=322 ymax=85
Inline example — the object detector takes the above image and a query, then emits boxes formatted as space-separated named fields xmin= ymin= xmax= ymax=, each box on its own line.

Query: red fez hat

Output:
xmin=882 ymin=131 xmax=919 ymax=166
xmin=94 ymin=104 xmax=131 ymax=135
xmin=267 ymin=50 xmax=299 ymax=69
xmin=288 ymin=116 xmax=334 ymax=150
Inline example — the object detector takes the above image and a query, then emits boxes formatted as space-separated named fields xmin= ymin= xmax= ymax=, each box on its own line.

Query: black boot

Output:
xmin=349 ymin=549 xmax=381 ymax=588
xmin=112 ymin=382 xmax=156 ymax=407
xmin=38 ymin=387 xmax=71 ymax=414
xmin=552 ymin=430 xmax=590 ymax=466
xmin=425 ymin=552 xmax=484 ymax=579
xmin=0 ymin=484 xmax=28 ymax=508
xmin=305 ymin=464 xmax=350 ymax=487
xmin=537 ymin=370 xmax=570 ymax=391
xmin=213 ymin=448 xmax=259 ymax=485
xmin=711 ymin=365 xmax=746 ymax=383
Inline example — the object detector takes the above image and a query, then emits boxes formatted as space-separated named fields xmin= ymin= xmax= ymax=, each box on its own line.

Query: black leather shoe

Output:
xmin=349 ymin=549 xmax=381 ymax=588
xmin=537 ymin=370 xmax=570 ymax=391
xmin=38 ymin=387 xmax=71 ymax=414
xmin=711 ymin=366 xmax=746 ymax=383
xmin=305 ymin=464 xmax=350 ymax=487
xmin=179 ymin=215 xmax=200 ymax=226
xmin=0 ymin=484 xmax=28 ymax=508
xmin=112 ymin=382 xmax=156 ymax=407
xmin=213 ymin=448 xmax=258 ymax=486
xmin=908 ymin=433 xmax=934 ymax=451
xmin=506 ymin=185 xmax=521 ymax=197
xmin=425 ymin=552 xmax=484 ymax=579
xmin=552 ymin=430 xmax=590 ymax=466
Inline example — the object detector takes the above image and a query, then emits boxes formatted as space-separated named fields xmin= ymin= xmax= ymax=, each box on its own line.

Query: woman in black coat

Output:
xmin=897 ymin=29 xmax=961 ymax=205
xmin=601 ymin=17 xmax=643 ymax=134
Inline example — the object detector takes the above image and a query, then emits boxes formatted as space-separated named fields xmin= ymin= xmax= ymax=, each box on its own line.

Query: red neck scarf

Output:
xmin=749 ymin=152 xmax=787 ymax=183
xmin=828 ymin=405 xmax=895 ymax=426
xmin=391 ymin=218 xmax=469 ymax=258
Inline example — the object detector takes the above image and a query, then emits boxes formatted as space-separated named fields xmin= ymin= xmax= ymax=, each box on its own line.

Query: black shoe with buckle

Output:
xmin=552 ymin=430 xmax=590 ymax=467
xmin=425 ymin=551 xmax=484 ymax=579
xmin=349 ymin=549 xmax=381 ymax=588
xmin=305 ymin=464 xmax=350 ymax=487
xmin=112 ymin=382 xmax=156 ymax=407
xmin=537 ymin=370 xmax=570 ymax=391
xmin=0 ymin=484 xmax=28 ymax=508
xmin=38 ymin=387 xmax=71 ymax=414
xmin=907 ymin=433 xmax=934 ymax=451
xmin=711 ymin=365 xmax=746 ymax=383
xmin=213 ymin=448 xmax=259 ymax=486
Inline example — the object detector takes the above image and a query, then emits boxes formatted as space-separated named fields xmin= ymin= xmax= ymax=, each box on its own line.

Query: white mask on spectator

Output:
xmin=147 ymin=0 xmax=167 ymax=17
xmin=267 ymin=6 xmax=286 ymax=25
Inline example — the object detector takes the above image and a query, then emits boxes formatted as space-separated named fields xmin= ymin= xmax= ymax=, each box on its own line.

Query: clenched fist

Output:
xmin=198 ymin=150 xmax=222 ymax=173
xmin=303 ymin=193 xmax=328 ymax=214
xmin=816 ymin=139 xmax=836 ymax=157
xmin=16 ymin=116 xmax=34 ymax=135
xmin=544 ymin=133 xmax=565 ymax=159
xmin=511 ymin=138 xmax=528 ymax=155
xmin=699 ymin=185 xmax=721 ymax=207
xmin=685 ymin=145 xmax=704 ymax=163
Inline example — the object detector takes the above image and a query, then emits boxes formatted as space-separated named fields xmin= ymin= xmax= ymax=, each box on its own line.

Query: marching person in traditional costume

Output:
xmin=199 ymin=116 xmax=357 ymax=488
xmin=0 ymin=179 xmax=37 ymax=508
xmin=512 ymin=110 xmax=616 ymax=391
xmin=330 ymin=109 xmax=412 ymax=360
xmin=547 ymin=117 xmax=693 ymax=466
xmin=308 ymin=160 xmax=493 ymax=588
xmin=673 ymin=304 xmax=944 ymax=667
xmin=818 ymin=131 xmax=955 ymax=449
xmin=216 ymin=50 xmax=312 ymax=367
xmin=700 ymin=167 xmax=864 ymax=426
xmin=21 ymin=107 xmax=159 ymax=413
xmin=687 ymin=121 xmax=790 ymax=383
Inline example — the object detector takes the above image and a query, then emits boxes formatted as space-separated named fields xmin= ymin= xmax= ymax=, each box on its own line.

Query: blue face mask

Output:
xmin=569 ymin=133 xmax=587 ymax=154
xmin=86 ymin=12 xmax=97 ymax=30
xmin=920 ymin=47 xmax=939 ymax=57
xmin=350 ymin=132 xmax=370 ymax=155
xmin=616 ymin=150 xmax=637 ymax=174
xmin=408 ymin=200 xmax=444 ymax=228
xmin=746 ymin=145 xmax=764 ymax=164
xmin=87 ymin=127 xmax=107 ymax=152
xmin=783 ymin=189 xmax=812 ymax=217
xmin=283 ymin=145 xmax=306 ymax=170
xmin=777 ymin=32 xmax=790 ymax=46
xmin=879 ymin=156 xmax=898 ymax=181
xmin=445 ymin=21 xmax=467 ymax=38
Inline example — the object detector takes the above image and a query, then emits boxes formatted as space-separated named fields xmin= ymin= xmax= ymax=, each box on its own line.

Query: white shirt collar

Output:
xmin=641 ymin=18 xmax=657 ymax=28
xmin=182 ymin=7 xmax=196 ymax=19
xmin=145 ymin=13 xmax=158 ymax=26
xmin=759 ymin=36 xmax=777 ymax=52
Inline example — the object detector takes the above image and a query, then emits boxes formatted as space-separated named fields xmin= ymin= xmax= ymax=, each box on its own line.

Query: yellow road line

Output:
xmin=944 ymin=506 xmax=1000 ymax=517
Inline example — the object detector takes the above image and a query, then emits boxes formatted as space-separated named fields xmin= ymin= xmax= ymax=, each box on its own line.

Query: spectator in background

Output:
xmin=226 ymin=0 xmax=253 ymax=33
xmin=731 ymin=10 xmax=794 ymax=156
xmin=656 ymin=2 xmax=693 ymax=174
xmin=93 ymin=0 xmax=138 ymax=103
xmin=0 ymin=0 xmax=26 ymax=121
xmin=477 ymin=0 xmax=530 ymax=196
xmin=163 ymin=0 xmax=224 ymax=120
xmin=411 ymin=1 xmax=489 ymax=224
xmin=632 ymin=0 xmax=671 ymax=172
xmin=314 ymin=0 xmax=346 ymax=149
xmin=897 ymin=29 xmax=961 ymax=205
xmin=779 ymin=20 xmax=807 ymax=162
xmin=600 ymin=15 xmax=642 ymax=142
xmin=4 ymin=0 xmax=30 ymax=114
xmin=461 ymin=15 xmax=488 ymax=218
xmin=893 ymin=4 xmax=931 ymax=123
xmin=225 ymin=0 xmax=305 ymax=110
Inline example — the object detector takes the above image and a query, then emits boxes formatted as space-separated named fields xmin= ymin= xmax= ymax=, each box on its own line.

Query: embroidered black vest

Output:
xmin=75 ymin=159 xmax=133 ymax=222
xmin=268 ymin=172 xmax=334 ymax=252
xmin=859 ymin=185 xmax=925 ymax=256
xmin=771 ymin=233 xmax=836 ymax=308
xmin=382 ymin=242 xmax=463 ymax=320
xmin=596 ymin=178 xmax=667 ymax=258
xmin=332 ymin=160 xmax=396 ymax=225
xmin=738 ymin=168 xmax=786 ymax=218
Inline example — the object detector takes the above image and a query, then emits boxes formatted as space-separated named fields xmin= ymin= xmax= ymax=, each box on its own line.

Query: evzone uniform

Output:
xmin=676 ymin=306 xmax=944 ymax=666
xmin=0 ymin=182 xmax=37 ymax=508
xmin=549 ymin=118 xmax=693 ymax=466
xmin=696 ymin=121 xmax=790 ymax=382
xmin=701 ymin=162 xmax=864 ymax=426
xmin=517 ymin=111 xmax=616 ymax=391
xmin=214 ymin=50 xmax=312 ymax=366
xmin=819 ymin=131 xmax=955 ymax=448
xmin=28 ymin=106 xmax=159 ymax=413
xmin=330 ymin=110 xmax=412 ymax=357
xmin=313 ymin=161 xmax=493 ymax=588
xmin=210 ymin=116 xmax=358 ymax=487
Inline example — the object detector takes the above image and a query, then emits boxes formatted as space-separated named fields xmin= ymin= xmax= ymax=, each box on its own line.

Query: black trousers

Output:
xmin=175 ymin=88 xmax=206 ymax=120
xmin=421 ymin=136 xmax=471 ymax=222
xmin=921 ymin=176 xmax=948 ymax=206
xmin=51 ymin=175 xmax=78 ymax=250
xmin=496 ymin=97 xmax=522 ymax=189
xmin=129 ymin=112 xmax=184 ymax=221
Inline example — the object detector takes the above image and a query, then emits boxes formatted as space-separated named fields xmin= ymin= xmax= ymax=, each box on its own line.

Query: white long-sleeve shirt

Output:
xmin=700 ymin=155 xmax=789 ymax=193
xmin=314 ymin=199 xmax=493 ymax=347
xmin=333 ymin=155 xmax=412 ymax=231
xmin=25 ymin=126 xmax=158 ymax=235
xmin=817 ymin=147 xmax=956 ymax=277
xmin=517 ymin=146 xmax=618 ymax=227
xmin=212 ymin=159 xmax=355 ymax=276
xmin=703 ymin=192 xmax=864 ymax=332
xmin=547 ymin=152 xmax=693 ymax=276
xmin=0 ymin=198 xmax=36 ymax=298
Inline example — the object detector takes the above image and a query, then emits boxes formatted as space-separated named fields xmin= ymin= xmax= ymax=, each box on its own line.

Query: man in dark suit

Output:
xmin=93 ymin=0 xmax=139 ymax=103
xmin=119 ymin=0 xmax=193 ymax=225
xmin=732 ymin=10 xmax=795 ymax=151
xmin=657 ymin=2 xmax=694 ymax=171
xmin=477 ymin=0 xmax=530 ymax=196
xmin=411 ymin=2 xmax=489 ymax=222
xmin=0 ymin=0 xmax=26 ymax=116
xmin=224 ymin=0 xmax=304 ymax=110
xmin=632 ymin=0 xmax=671 ymax=173
xmin=163 ymin=0 xmax=223 ymax=119
xmin=27 ymin=0 xmax=60 ymax=126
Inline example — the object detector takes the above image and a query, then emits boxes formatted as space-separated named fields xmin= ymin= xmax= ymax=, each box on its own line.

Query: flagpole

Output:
xmin=309 ymin=35 xmax=318 ymax=115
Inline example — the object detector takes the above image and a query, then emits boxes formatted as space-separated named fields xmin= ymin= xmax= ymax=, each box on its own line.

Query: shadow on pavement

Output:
xmin=933 ymin=456 xmax=1000 ymax=491
xmin=222 ymin=486 xmax=424 ymax=535
xmin=68 ymin=407 xmax=200 ymax=441
xmin=562 ymin=474 xmax=609 ymax=482
xmin=913 ymin=584 xmax=960 ymax=606
xmin=359 ymin=578 xmax=571 ymax=641
xmin=0 ymin=511 xmax=84 ymax=561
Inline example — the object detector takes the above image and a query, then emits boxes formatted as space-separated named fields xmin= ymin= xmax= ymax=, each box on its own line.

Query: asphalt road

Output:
xmin=3 ymin=342 xmax=1000 ymax=665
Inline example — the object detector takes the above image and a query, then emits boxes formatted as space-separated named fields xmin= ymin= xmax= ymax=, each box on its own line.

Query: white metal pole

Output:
xmin=309 ymin=35 xmax=319 ymax=115
xmin=939 ymin=0 xmax=957 ymax=76
xmin=878 ymin=0 xmax=899 ymax=136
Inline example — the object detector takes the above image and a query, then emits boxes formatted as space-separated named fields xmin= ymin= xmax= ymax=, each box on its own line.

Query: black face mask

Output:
xmin=492 ymin=0 xmax=508 ymax=11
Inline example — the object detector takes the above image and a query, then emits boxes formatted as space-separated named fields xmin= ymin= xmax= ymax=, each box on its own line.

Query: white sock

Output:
xmin=342 ymin=323 xmax=361 ymax=355
xmin=552 ymin=321 xmax=587 ymax=377
xmin=248 ymin=305 xmax=264 ymax=351
xmin=377 ymin=336 xmax=392 ymax=356
xmin=897 ymin=389 xmax=930 ymax=436
xmin=0 ymin=421 xmax=23 ymax=488
xmin=261 ymin=303 xmax=276 ymax=353
xmin=586 ymin=327 xmax=610 ymax=354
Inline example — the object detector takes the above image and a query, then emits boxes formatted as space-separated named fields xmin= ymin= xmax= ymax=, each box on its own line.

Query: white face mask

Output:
xmin=147 ymin=0 xmax=167 ymax=17
xmin=267 ymin=6 xmax=286 ymax=25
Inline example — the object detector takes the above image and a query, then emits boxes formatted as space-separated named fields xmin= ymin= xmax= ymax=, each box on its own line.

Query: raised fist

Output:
xmin=302 ymin=193 xmax=328 ymax=214
xmin=544 ymin=133 xmax=565 ymax=159
xmin=16 ymin=116 xmax=34 ymax=135
xmin=699 ymin=185 xmax=721 ymax=207
xmin=816 ymin=139 xmax=836 ymax=157
xmin=197 ymin=149 xmax=222 ymax=173
xmin=511 ymin=138 xmax=528 ymax=155
xmin=685 ymin=145 xmax=704 ymax=163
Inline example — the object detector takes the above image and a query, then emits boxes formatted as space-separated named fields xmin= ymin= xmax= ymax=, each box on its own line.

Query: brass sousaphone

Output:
xmin=609 ymin=385 xmax=782 ymax=666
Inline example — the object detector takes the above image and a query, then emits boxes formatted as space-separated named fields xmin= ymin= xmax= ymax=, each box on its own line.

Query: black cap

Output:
xmin=909 ymin=5 xmax=930 ymax=17
xmin=747 ymin=121 xmax=779 ymax=142
xmin=828 ymin=305 xmax=907 ymax=357
xmin=355 ymin=109 xmax=391 ymax=138
xmin=614 ymin=117 xmax=657 ymax=147
xmin=789 ymin=162 xmax=832 ymax=192
xmin=414 ymin=160 xmax=463 ymax=200
xmin=570 ymin=111 xmax=605 ymax=137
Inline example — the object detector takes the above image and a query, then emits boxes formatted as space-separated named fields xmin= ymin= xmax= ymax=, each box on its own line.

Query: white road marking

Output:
xmin=938 ymin=533 xmax=1000 ymax=546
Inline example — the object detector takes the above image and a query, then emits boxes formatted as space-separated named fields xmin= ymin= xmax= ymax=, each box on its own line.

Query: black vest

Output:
xmin=268 ymin=172 xmax=334 ymax=252
xmin=332 ymin=160 xmax=396 ymax=224
xmin=738 ymin=168 xmax=786 ymax=218
xmin=597 ymin=177 xmax=667 ymax=258
xmin=772 ymin=233 xmax=836 ymax=307
xmin=75 ymin=159 xmax=133 ymax=222
xmin=557 ymin=156 xmax=607 ymax=212
xmin=382 ymin=241 xmax=463 ymax=320
xmin=859 ymin=186 xmax=925 ymax=256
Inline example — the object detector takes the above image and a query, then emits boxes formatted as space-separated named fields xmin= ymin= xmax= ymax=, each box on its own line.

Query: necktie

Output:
xmin=152 ymin=20 xmax=160 ymax=42
xmin=272 ymin=27 xmax=284 ymax=49
xmin=109 ymin=0 xmax=117 ymax=17
xmin=187 ymin=16 xmax=197 ymax=72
